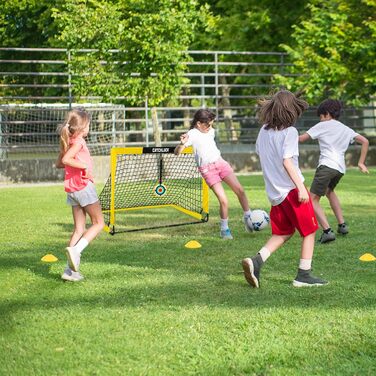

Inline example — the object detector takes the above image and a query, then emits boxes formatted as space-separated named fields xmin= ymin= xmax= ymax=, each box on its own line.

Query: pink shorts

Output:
xmin=198 ymin=158 xmax=234 ymax=187
xmin=270 ymin=188 xmax=319 ymax=237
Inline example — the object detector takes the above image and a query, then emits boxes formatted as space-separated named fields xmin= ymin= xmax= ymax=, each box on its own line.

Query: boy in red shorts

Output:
xmin=242 ymin=90 xmax=328 ymax=287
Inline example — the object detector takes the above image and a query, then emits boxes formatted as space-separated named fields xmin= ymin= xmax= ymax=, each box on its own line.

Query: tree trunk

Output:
xmin=151 ymin=107 xmax=161 ymax=146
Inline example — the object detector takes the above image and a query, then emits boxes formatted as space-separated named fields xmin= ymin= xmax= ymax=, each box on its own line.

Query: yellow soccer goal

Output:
xmin=99 ymin=146 xmax=209 ymax=234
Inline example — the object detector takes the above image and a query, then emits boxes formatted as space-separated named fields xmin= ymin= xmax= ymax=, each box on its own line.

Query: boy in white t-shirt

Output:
xmin=174 ymin=109 xmax=254 ymax=240
xmin=299 ymin=99 xmax=369 ymax=243
xmin=242 ymin=90 xmax=327 ymax=288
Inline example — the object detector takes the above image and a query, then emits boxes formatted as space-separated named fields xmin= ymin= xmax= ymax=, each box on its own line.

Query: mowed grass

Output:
xmin=0 ymin=169 xmax=375 ymax=376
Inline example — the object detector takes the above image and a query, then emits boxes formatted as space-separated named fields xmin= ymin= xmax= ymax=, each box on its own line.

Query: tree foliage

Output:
xmin=276 ymin=0 xmax=376 ymax=105
xmin=192 ymin=0 xmax=309 ymax=51
xmin=0 ymin=0 xmax=375 ymax=105
xmin=50 ymin=0 xmax=204 ymax=105
xmin=0 ymin=0 xmax=57 ymax=47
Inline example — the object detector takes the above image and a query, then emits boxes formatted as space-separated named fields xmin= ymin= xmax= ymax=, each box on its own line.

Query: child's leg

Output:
xmin=264 ymin=234 xmax=292 ymax=254
xmin=300 ymin=231 xmax=315 ymax=260
xmin=82 ymin=201 xmax=105 ymax=243
xmin=326 ymin=189 xmax=344 ymax=224
xmin=310 ymin=192 xmax=331 ymax=230
xmin=242 ymin=234 xmax=292 ymax=288
xmin=293 ymin=232 xmax=328 ymax=287
xmin=211 ymin=182 xmax=229 ymax=220
xmin=70 ymin=205 xmax=87 ymax=246
xmin=223 ymin=173 xmax=254 ymax=232
xmin=66 ymin=201 xmax=104 ymax=272
xmin=211 ymin=182 xmax=234 ymax=239
xmin=63 ymin=205 xmax=87 ymax=278
xmin=223 ymin=172 xmax=250 ymax=212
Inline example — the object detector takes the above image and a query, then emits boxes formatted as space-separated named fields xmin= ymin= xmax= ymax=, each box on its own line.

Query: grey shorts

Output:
xmin=310 ymin=165 xmax=344 ymax=197
xmin=66 ymin=181 xmax=99 ymax=207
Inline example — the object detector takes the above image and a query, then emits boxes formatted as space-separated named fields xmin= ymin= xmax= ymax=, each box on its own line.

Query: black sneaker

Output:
xmin=242 ymin=254 xmax=263 ymax=288
xmin=293 ymin=268 xmax=328 ymax=287
xmin=318 ymin=230 xmax=336 ymax=244
xmin=337 ymin=223 xmax=349 ymax=235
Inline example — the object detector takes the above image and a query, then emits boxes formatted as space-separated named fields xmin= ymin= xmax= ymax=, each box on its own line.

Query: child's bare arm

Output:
xmin=55 ymin=151 xmax=65 ymax=169
xmin=283 ymin=158 xmax=309 ymax=203
xmin=355 ymin=134 xmax=369 ymax=173
xmin=298 ymin=133 xmax=311 ymax=143
xmin=174 ymin=133 xmax=189 ymax=155
xmin=61 ymin=143 xmax=88 ymax=170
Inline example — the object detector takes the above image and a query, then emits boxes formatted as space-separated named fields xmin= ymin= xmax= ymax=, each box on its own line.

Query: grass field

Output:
xmin=0 ymin=169 xmax=375 ymax=375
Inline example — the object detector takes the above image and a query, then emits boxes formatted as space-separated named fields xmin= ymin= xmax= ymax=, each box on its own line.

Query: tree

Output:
xmin=276 ymin=0 xmax=376 ymax=105
xmin=51 ymin=0 xmax=205 ymax=106
xmin=192 ymin=0 xmax=309 ymax=51
xmin=0 ymin=0 xmax=57 ymax=47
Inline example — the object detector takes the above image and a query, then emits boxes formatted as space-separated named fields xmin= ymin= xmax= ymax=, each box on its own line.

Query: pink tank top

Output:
xmin=64 ymin=137 xmax=93 ymax=193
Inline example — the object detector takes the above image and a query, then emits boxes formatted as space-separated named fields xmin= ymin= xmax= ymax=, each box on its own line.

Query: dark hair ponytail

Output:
xmin=190 ymin=109 xmax=216 ymax=129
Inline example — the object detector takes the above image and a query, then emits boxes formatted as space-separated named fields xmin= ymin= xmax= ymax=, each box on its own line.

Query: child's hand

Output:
xmin=298 ymin=187 xmax=309 ymax=203
xmin=180 ymin=133 xmax=189 ymax=144
xmin=82 ymin=164 xmax=90 ymax=179
xmin=358 ymin=163 xmax=369 ymax=174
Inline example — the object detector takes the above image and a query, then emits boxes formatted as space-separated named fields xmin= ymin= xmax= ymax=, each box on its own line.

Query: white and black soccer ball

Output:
xmin=250 ymin=209 xmax=270 ymax=231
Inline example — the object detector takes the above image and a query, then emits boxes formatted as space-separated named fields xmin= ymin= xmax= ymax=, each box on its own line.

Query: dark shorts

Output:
xmin=270 ymin=188 xmax=319 ymax=237
xmin=310 ymin=165 xmax=343 ymax=197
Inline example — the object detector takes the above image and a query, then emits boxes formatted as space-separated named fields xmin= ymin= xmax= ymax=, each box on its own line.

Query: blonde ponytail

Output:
xmin=57 ymin=109 xmax=91 ymax=153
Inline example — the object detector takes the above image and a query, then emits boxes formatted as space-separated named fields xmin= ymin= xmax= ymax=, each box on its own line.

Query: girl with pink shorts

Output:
xmin=174 ymin=109 xmax=254 ymax=240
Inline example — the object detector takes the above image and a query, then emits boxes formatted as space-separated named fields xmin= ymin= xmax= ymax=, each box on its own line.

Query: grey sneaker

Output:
xmin=220 ymin=228 xmax=233 ymax=240
xmin=319 ymin=230 xmax=336 ymax=244
xmin=243 ymin=215 xmax=254 ymax=233
xmin=242 ymin=254 xmax=263 ymax=288
xmin=337 ymin=223 xmax=349 ymax=235
xmin=61 ymin=268 xmax=84 ymax=282
xmin=66 ymin=246 xmax=81 ymax=272
xmin=293 ymin=268 xmax=328 ymax=287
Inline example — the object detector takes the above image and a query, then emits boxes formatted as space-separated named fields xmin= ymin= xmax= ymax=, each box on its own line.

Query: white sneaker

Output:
xmin=61 ymin=268 xmax=84 ymax=282
xmin=220 ymin=228 xmax=233 ymax=240
xmin=243 ymin=215 xmax=254 ymax=233
xmin=66 ymin=246 xmax=81 ymax=272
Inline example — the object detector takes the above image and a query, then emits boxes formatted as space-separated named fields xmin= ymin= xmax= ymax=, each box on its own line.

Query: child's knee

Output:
xmin=219 ymin=197 xmax=228 ymax=208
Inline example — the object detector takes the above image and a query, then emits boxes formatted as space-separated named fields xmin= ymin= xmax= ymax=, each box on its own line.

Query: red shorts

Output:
xmin=198 ymin=158 xmax=233 ymax=187
xmin=270 ymin=188 xmax=319 ymax=237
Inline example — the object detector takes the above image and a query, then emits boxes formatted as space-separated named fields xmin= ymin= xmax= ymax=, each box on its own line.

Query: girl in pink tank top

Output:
xmin=56 ymin=109 xmax=104 ymax=282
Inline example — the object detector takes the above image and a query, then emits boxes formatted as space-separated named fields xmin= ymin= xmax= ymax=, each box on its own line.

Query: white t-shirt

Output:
xmin=184 ymin=128 xmax=221 ymax=166
xmin=307 ymin=119 xmax=358 ymax=174
xmin=256 ymin=125 xmax=304 ymax=206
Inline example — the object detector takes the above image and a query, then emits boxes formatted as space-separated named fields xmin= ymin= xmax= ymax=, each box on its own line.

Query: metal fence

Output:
xmin=1 ymin=48 xmax=375 ymax=159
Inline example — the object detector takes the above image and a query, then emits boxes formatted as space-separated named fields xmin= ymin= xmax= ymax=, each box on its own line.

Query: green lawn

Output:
xmin=0 ymin=169 xmax=375 ymax=375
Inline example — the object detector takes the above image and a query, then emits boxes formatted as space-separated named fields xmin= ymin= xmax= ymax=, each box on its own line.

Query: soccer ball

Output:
xmin=250 ymin=209 xmax=270 ymax=231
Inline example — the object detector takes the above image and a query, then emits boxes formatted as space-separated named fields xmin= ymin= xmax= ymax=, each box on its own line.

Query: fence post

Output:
xmin=112 ymin=112 xmax=116 ymax=146
xmin=280 ymin=53 xmax=285 ymax=77
xmin=0 ymin=111 xmax=5 ymax=159
xmin=145 ymin=96 xmax=149 ymax=147
xmin=201 ymin=74 xmax=205 ymax=108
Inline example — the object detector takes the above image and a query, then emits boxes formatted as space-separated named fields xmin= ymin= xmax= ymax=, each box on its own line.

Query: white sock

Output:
xmin=299 ymin=259 xmax=312 ymax=270
xmin=73 ymin=237 xmax=89 ymax=254
xmin=258 ymin=247 xmax=271 ymax=262
xmin=220 ymin=218 xmax=229 ymax=230
xmin=243 ymin=209 xmax=252 ymax=218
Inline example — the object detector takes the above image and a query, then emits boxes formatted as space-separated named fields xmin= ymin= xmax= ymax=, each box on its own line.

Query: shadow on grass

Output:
xmin=1 ymin=238 xmax=375 ymax=334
